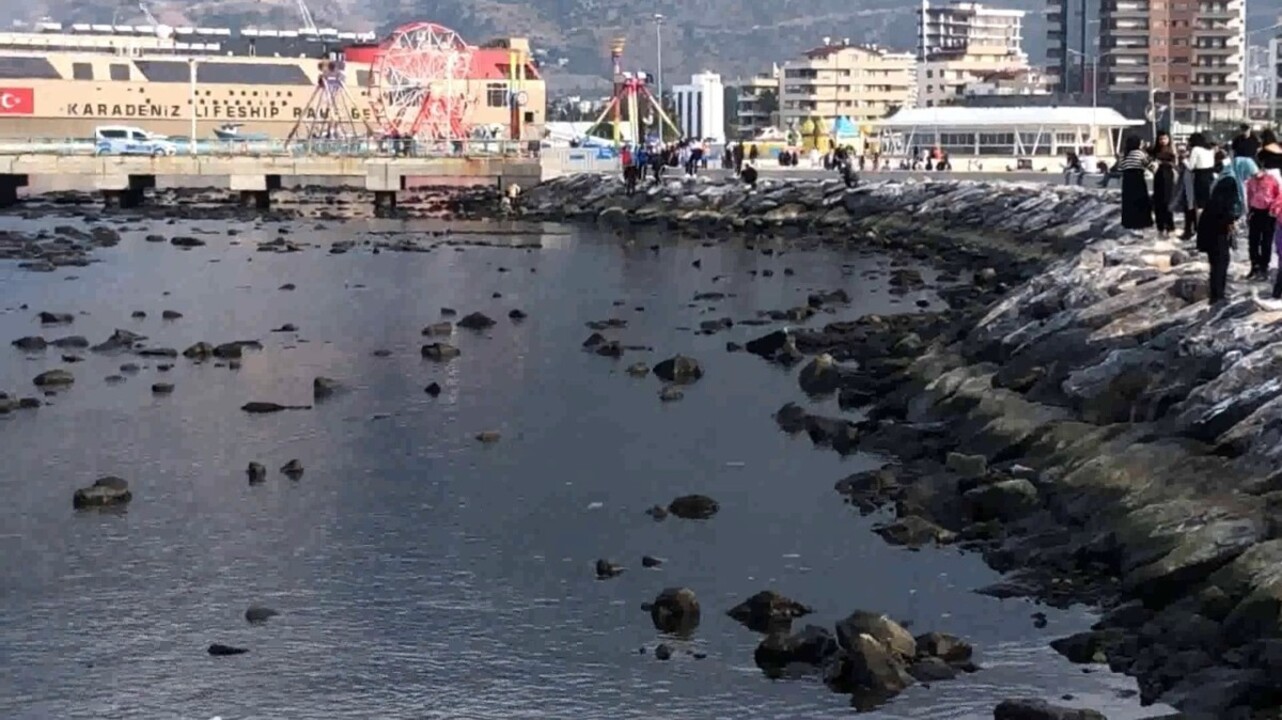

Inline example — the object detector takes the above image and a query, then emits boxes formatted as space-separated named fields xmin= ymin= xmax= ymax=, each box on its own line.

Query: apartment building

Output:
xmin=1099 ymin=0 xmax=1246 ymax=123
xmin=779 ymin=40 xmax=916 ymax=129
xmin=727 ymin=67 xmax=781 ymax=139
xmin=1046 ymin=0 xmax=1091 ymax=93
xmin=918 ymin=1 xmax=1025 ymax=59
xmin=671 ymin=72 xmax=726 ymax=142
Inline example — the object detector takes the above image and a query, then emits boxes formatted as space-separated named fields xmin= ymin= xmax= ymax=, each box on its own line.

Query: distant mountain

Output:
xmin=4 ymin=1 xmax=1277 ymax=88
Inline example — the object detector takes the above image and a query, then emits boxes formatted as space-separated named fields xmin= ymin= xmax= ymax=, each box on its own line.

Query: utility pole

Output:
xmin=653 ymin=14 xmax=664 ymax=111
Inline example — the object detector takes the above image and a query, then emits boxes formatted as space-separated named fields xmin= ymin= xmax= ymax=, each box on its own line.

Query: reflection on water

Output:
xmin=0 ymin=214 xmax=1168 ymax=719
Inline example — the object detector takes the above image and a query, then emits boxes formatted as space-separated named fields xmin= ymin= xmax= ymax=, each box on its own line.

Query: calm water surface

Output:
xmin=0 ymin=211 xmax=1168 ymax=719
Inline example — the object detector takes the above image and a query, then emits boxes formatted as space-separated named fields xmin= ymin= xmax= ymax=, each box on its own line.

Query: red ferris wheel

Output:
xmin=367 ymin=22 xmax=474 ymax=142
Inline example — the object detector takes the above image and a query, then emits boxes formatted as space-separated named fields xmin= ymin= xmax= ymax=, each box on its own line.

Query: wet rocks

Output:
xmin=313 ymin=376 xmax=342 ymax=401
xmin=798 ymin=353 xmax=845 ymax=395
xmin=653 ymin=355 xmax=703 ymax=384
xmin=457 ymin=312 xmax=496 ymax=330
xmin=246 ymin=462 xmax=267 ymax=484
xmin=649 ymin=587 xmax=700 ymax=635
xmin=92 ymin=329 xmax=145 ymax=353
xmin=827 ymin=631 xmax=916 ymax=709
xmin=658 ymin=385 xmax=684 ymax=402
xmin=626 ymin=362 xmax=650 ymax=377
xmin=151 ymin=382 xmax=174 ymax=394
xmin=508 ymin=309 xmax=527 ymax=321
xmin=12 ymin=336 xmax=46 ymax=351
xmin=993 ymin=699 xmax=1106 ymax=720
xmin=38 ymin=311 xmax=73 ymax=325
xmin=162 ymin=310 xmax=183 ymax=320
xmin=421 ymin=343 xmax=460 ymax=361
xmin=170 ymin=236 xmax=205 ymax=248
xmin=654 ymin=643 xmax=673 ymax=661
xmin=755 ymin=625 xmax=839 ymax=672
xmin=33 ymin=369 xmax=74 ymax=387
xmin=836 ymin=611 xmax=916 ymax=660
xmin=641 ymin=555 xmax=663 ymax=568
xmin=667 ymin=494 xmax=719 ymax=520
xmin=280 ymin=459 xmax=304 ymax=479
xmin=182 ymin=342 xmax=214 ymax=359
xmin=422 ymin=322 xmax=453 ymax=336
xmin=595 ymin=559 xmax=624 ymax=579
xmin=73 ymin=476 xmax=132 ymax=509
xmin=874 ymin=515 xmax=957 ymax=548
xmin=475 ymin=430 xmax=501 ymax=443
xmin=728 ymin=590 xmax=813 ymax=632
xmin=51 ymin=336 xmax=88 ymax=349
xmin=424 ymin=382 xmax=442 ymax=397
xmin=207 ymin=643 xmax=247 ymax=656
xmin=241 ymin=402 xmax=307 ymax=414
xmin=245 ymin=606 xmax=279 ymax=624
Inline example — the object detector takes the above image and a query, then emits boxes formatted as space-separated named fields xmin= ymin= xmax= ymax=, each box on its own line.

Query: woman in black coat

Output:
xmin=1149 ymin=131 xmax=1177 ymax=235
xmin=1117 ymin=135 xmax=1153 ymax=231
xmin=1197 ymin=153 xmax=1246 ymax=303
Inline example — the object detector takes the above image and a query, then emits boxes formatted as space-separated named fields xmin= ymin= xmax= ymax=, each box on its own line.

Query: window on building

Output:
xmin=109 ymin=64 xmax=129 ymax=81
xmin=486 ymin=82 xmax=507 ymax=108
xmin=72 ymin=62 xmax=93 ymax=80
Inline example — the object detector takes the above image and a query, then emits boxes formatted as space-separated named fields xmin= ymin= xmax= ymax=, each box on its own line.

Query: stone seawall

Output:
xmin=526 ymin=174 xmax=1282 ymax=718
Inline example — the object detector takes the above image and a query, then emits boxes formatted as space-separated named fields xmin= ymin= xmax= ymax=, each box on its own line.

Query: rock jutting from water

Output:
xmin=72 ymin=476 xmax=132 ymax=509
xmin=523 ymin=173 xmax=1282 ymax=717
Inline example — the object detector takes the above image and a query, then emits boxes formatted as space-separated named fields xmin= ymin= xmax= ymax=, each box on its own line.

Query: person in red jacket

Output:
xmin=1246 ymin=164 xmax=1281 ymax=280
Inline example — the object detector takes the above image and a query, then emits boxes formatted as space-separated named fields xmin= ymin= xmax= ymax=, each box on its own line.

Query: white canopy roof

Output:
xmin=876 ymin=106 xmax=1142 ymax=128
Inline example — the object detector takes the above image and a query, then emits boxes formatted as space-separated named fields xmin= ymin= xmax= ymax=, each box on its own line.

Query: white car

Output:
xmin=94 ymin=126 xmax=178 ymax=157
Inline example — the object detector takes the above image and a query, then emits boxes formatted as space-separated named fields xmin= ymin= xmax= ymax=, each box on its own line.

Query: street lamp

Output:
xmin=1066 ymin=47 xmax=1125 ymax=149
xmin=187 ymin=58 xmax=198 ymax=156
xmin=653 ymin=14 xmax=664 ymax=109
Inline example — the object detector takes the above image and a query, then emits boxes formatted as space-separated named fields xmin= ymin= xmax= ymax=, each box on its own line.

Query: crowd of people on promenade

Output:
xmin=1106 ymin=125 xmax=1282 ymax=303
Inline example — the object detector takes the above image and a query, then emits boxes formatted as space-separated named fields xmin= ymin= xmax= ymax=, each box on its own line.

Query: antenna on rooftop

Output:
xmin=296 ymin=0 xmax=318 ymax=33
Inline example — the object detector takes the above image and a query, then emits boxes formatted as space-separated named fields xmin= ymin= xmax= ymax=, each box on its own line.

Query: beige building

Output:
xmin=779 ymin=40 xmax=916 ymax=130
xmin=962 ymin=66 xmax=1051 ymax=98
xmin=727 ymin=67 xmax=781 ymax=139
xmin=1100 ymin=0 xmax=1246 ymax=123
xmin=917 ymin=2 xmax=1025 ymax=59
xmin=917 ymin=45 xmax=1033 ymax=107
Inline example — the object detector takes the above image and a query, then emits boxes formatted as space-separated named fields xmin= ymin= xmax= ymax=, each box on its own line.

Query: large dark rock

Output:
xmin=33 ymin=369 xmax=74 ymax=387
xmin=245 ymin=606 xmax=279 ymax=624
xmin=826 ymin=632 xmax=916 ymax=709
xmin=421 ymin=343 xmax=461 ymax=360
xmin=38 ymin=311 xmax=73 ymax=324
xmin=241 ymin=402 xmax=307 ymax=413
xmin=668 ymin=494 xmax=719 ymax=519
xmin=12 ymin=336 xmax=47 ymax=351
xmin=457 ymin=312 xmax=496 ymax=330
xmin=754 ymin=625 xmax=839 ymax=671
xmin=182 ymin=342 xmax=214 ymax=359
xmin=798 ymin=354 xmax=842 ymax=395
xmin=993 ymin=699 xmax=1107 ymax=720
xmin=51 ymin=336 xmax=89 ymax=349
xmin=207 ymin=643 xmax=247 ymax=656
xmin=653 ymin=355 xmax=704 ymax=384
xmin=313 ymin=376 xmax=342 ymax=401
xmin=915 ymin=632 xmax=973 ymax=664
xmin=595 ymin=559 xmax=624 ymax=579
xmin=246 ymin=462 xmax=266 ymax=485
xmin=907 ymin=656 xmax=958 ymax=682
xmin=91 ymin=329 xmax=145 ymax=353
xmin=73 ymin=476 xmax=132 ymax=509
xmin=649 ymin=587 xmax=701 ymax=635
xmin=963 ymin=478 xmax=1040 ymax=521
xmin=727 ymin=590 xmax=813 ymax=632
xmin=836 ymin=610 xmax=917 ymax=659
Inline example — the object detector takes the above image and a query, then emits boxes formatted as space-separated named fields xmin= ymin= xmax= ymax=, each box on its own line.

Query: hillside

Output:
xmin=3 ymin=1 xmax=1276 ymax=86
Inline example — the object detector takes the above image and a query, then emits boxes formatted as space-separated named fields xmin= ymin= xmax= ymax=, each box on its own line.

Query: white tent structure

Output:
xmin=872 ymin=106 xmax=1144 ymax=164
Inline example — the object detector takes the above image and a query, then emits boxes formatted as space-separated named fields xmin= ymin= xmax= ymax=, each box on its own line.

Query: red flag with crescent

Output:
xmin=0 ymin=88 xmax=33 ymax=115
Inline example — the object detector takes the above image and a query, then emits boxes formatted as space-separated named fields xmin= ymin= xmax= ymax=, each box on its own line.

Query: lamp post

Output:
xmin=187 ymin=58 xmax=197 ymax=156
xmin=653 ymin=14 xmax=664 ymax=111
xmin=1067 ymin=47 xmax=1123 ymax=151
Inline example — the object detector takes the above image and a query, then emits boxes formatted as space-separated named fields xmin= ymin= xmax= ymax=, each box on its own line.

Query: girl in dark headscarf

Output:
xmin=1117 ymin=135 xmax=1153 ymax=231
xmin=1198 ymin=152 xmax=1247 ymax=303
xmin=1149 ymin=131 xmax=1177 ymax=236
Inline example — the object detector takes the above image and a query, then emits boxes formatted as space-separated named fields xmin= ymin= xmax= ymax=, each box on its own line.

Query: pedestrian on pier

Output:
xmin=1149 ymin=131 xmax=1178 ymax=236
xmin=1198 ymin=153 xmax=1247 ymax=303
xmin=1117 ymin=135 xmax=1153 ymax=231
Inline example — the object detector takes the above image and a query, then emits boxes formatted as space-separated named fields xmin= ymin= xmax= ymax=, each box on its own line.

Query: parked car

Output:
xmin=94 ymin=126 xmax=178 ymax=157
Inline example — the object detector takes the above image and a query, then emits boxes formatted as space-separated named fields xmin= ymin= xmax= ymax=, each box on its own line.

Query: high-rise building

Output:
xmin=917 ymin=1 xmax=1025 ymax=60
xmin=779 ymin=40 xmax=916 ymax=130
xmin=917 ymin=45 xmax=1037 ymax=107
xmin=1099 ymin=0 xmax=1246 ymax=123
xmin=1046 ymin=0 xmax=1091 ymax=94
xmin=671 ymin=72 xmax=726 ymax=142
xmin=727 ymin=67 xmax=782 ymax=139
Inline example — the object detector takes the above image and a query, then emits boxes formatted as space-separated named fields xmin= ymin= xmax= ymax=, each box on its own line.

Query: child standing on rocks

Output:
xmin=1246 ymin=164 xmax=1280 ymax=280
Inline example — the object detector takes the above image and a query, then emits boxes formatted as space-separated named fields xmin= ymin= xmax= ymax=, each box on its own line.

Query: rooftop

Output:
xmin=876 ymin=106 xmax=1142 ymax=127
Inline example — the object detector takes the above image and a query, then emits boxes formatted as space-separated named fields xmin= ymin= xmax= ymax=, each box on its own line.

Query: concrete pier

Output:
xmin=0 ymin=155 xmax=542 ymax=210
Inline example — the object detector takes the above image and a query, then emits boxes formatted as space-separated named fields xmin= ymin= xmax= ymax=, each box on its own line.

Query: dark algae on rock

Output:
xmin=525 ymin=173 xmax=1282 ymax=717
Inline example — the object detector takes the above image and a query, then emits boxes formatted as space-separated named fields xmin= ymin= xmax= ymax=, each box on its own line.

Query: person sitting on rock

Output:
xmin=1198 ymin=152 xmax=1248 ymax=303
xmin=741 ymin=164 xmax=758 ymax=188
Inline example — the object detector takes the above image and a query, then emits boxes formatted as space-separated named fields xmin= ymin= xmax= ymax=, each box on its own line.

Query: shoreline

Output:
xmin=523 ymin=173 xmax=1282 ymax=718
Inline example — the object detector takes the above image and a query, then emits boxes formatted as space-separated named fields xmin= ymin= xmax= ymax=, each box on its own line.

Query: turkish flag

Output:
xmin=0 ymin=88 xmax=33 ymax=115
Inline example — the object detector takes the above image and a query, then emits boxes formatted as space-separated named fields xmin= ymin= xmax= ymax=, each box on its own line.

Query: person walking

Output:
xmin=1063 ymin=150 xmax=1085 ymax=186
xmin=1245 ymin=161 xmax=1280 ymax=280
xmin=1149 ymin=132 xmax=1177 ymax=236
xmin=1198 ymin=153 xmax=1247 ymax=303
xmin=1117 ymin=135 xmax=1154 ymax=231
xmin=1188 ymin=132 xmax=1217 ymax=234
xmin=1258 ymin=129 xmax=1282 ymax=182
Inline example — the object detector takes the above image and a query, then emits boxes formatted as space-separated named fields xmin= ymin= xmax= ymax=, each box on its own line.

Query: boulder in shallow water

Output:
xmin=728 ymin=590 xmax=813 ymax=632
xmin=246 ymin=462 xmax=266 ymax=485
xmin=207 ymin=643 xmax=247 ymax=656
xmin=653 ymin=355 xmax=703 ymax=384
xmin=836 ymin=610 xmax=916 ymax=659
xmin=649 ymin=587 xmax=701 ymax=635
xmin=51 ymin=336 xmax=88 ymax=349
xmin=38 ymin=311 xmax=73 ymax=325
xmin=313 ymin=376 xmax=342 ymax=401
xmin=993 ymin=699 xmax=1106 ymax=720
xmin=799 ymin=354 xmax=841 ymax=395
xmin=825 ymin=631 xmax=916 ymax=709
xmin=33 ymin=369 xmax=74 ymax=387
xmin=245 ymin=606 xmax=279 ymax=624
xmin=595 ymin=559 xmax=624 ymax=579
xmin=457 ymin=312 xmax=496 ymax=330
xmin=73 ymin=476 xmax=131 ymax=509
xmin=182 ymin=342 xmax=214 ymax=359
xmin=424 ymin=382 xmax=442 ymax=397
xmin=422 ymin=322 xmax=453 ymax=336
xmin=475 ymin=430 xmax=501 ymax=443
xmin=668 ymin=494 xmax=719 ymax=519
xmin=755 ymin=625 xmax=839 ymax=671
xmin=421 ymin=343 xmax=461 ymax=361
xmin=280 ymin=459 xmax=304 ymax=479
xmin=12 ymin=336 xmax=46 ymax=351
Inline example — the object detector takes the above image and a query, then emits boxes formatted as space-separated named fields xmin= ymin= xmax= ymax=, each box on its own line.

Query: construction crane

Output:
xmin=296 ymin=0 xmax=318 ymax=33
xmin=137 ymin=1 xmax=159 ymax=27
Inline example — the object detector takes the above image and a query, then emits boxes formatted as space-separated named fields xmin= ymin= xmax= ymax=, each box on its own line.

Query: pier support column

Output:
xmin=373 ymin=191 xmax=398 ymax=217
xmin=0 ymin=174 xmax=27 ymax=208
xmin=229 ymin=175 xmax=279 ymax=211
xmin=97 ymin=175 xmax=152 ymax=209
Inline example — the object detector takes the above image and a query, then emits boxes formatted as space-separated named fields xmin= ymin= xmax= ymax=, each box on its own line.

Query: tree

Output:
xmin=758 ymin=89 xmax=779 ymax=116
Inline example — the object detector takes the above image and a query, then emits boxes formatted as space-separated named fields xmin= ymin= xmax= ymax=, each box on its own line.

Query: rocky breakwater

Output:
xmin=524 ymin=173 xmax=1282 ymax=716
